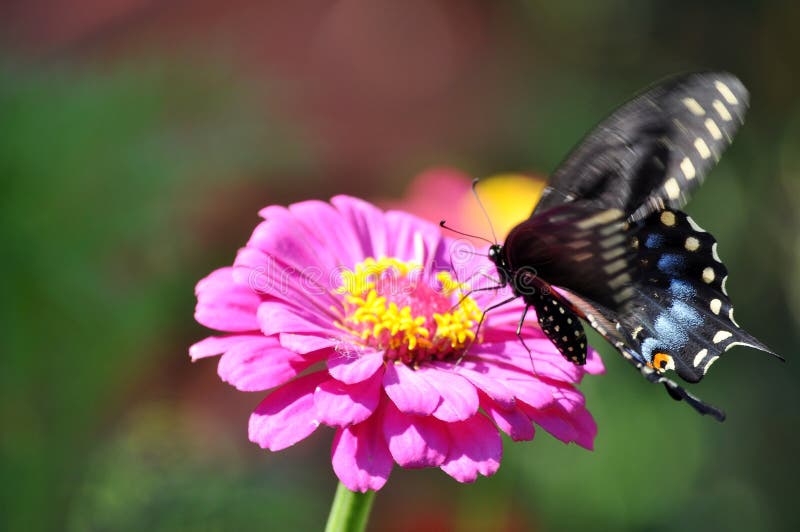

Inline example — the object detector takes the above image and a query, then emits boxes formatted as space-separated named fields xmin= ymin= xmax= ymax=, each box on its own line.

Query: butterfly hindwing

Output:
xmin=533 ymin=72 xmax=748 ymax=221
xmin=614 ymin=209 xmax=775 ymax=382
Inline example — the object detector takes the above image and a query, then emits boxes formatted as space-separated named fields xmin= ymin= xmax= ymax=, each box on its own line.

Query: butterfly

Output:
xmin=476 ymin=72 xmax=782 ymax=421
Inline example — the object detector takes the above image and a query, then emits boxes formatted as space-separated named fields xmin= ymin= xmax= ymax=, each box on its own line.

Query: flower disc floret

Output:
xmin=335 ymin=258 xmax=482 ymax=364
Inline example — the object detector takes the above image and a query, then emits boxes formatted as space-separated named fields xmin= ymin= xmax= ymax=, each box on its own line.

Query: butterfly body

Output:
xmin=484 ymin=72 xmax=781 ymax=420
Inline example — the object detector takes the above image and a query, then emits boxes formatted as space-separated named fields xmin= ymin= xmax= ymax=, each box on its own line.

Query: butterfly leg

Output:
xmin=455 ymin=294 xmax=518 ymax=365
xmin=515 ymin=305 xmax=538 ymax=376
xmin=449 ymin=284 xmax=504 ymax=313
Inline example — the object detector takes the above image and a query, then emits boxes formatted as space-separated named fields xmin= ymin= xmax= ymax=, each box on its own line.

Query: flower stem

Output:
xmin=324 ymin=482 xmax=376 ymax=532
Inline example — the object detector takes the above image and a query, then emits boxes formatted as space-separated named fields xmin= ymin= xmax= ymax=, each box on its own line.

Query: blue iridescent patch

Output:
xmin=646 ymin=233 xmax=665 ymax=248
xmin=657 ymin=254 xmax=685 ymax=275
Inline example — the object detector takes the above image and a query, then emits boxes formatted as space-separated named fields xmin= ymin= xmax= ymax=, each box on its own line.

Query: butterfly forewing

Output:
xmin=504 ymin=202 xmax=637 ymax=311
xmin=533 ymin=72 xmax=748 ymax=221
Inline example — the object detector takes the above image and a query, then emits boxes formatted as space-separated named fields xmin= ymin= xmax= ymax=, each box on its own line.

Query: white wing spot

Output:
xmin=721 ymin=275 xmax=729 ymax=295
xmin=693 ymin=348 xmax=709 ymax=367
xmin=601 ymin=234 xmax=626 ymax=249
xmin=575 ymin=209 xmax=623 ymax=229
xmin=608 ymin=273 xmax=631 ymax=290
xmin=604 ymin=259 xmax=627 ymax=275
xmin=685 ymin=236 xmax=700 ymax=251
xmin=632 ymin=325 xmax=643 ymax=339
xmin=705 ymin=118 xmax=723 ymax=140
xmin=704 ymin=356 xmax=720 ymax=373
xmin=713 ymin=99 xmax=733 ymax=121
xmin=682 ymin=97 xmax=706 ymax=116
xmin=602 ymin=247 xmax=625 ymax=261
xmin=680 ymin=157 xmax=696 ymax=180
xmin=713 ymin=330 xmax=733 ymax=343
xmin=728 ymin=307 xmax=740 ymax=327
xmin=566 ymin=240 xmax=591 ymax=249
xmin=687 ymin=216 xmax=706 ymax=232
xmin=613 ymin=287 xmax=635 ymax=303
xmin=664 ymin=178 xmax=681 ymax=199
xmin=725 ymin=341 xmax=759 ymax=351
xmin=710 ymin=298 xmax=722 ymax=315
xmin=715 ymin=80 xmax=739 ymax=105
xmin=660 ymin=211 xmax=676 ymax=226
xmin=694 ymin=138 xmax=711 ymax=159
xmin=711 ymin=242 xmax=721 ymax=262
xmin=702 ymin=266 xmax=715 ymax=283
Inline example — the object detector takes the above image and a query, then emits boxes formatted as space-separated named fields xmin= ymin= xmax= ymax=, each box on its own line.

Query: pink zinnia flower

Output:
xmin=191 ymin=196 xmax=603 ymax=492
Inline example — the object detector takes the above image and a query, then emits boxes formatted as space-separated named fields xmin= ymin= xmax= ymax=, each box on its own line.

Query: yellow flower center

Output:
xmin=334 ymin=257 xmax=482 ymax=364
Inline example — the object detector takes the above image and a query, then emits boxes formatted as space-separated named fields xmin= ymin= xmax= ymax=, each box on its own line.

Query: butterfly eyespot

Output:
xmin=648 ymin=352 xmax=675 ymax=372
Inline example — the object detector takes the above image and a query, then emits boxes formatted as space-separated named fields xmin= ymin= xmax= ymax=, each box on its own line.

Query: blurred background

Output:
xmin=2 ymin=1 xmax=799 ymax=530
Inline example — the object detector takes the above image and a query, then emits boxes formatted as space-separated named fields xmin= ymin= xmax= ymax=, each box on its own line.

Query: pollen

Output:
xmin=335 ymin=257 xmax=482 ymax=364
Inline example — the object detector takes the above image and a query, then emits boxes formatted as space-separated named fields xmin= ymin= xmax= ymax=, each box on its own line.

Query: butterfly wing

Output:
xmin=533 ymin=72 xmax=748 ymax=221
xmin=558 ymin=209 xmax=778 ymax=382
xmin=616 ymin=209 xmax=777 ymax=382
xmin=504 ymin=202 xmax=637 ymax=311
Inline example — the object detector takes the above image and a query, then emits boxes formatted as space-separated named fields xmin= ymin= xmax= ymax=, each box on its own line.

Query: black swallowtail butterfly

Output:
xmin=479 ymin=72 xmax=782 ymax=421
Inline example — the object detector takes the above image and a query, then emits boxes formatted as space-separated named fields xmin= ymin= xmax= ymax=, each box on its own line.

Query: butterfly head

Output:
xmin=487 ymin=244 xmax=511 ymax=286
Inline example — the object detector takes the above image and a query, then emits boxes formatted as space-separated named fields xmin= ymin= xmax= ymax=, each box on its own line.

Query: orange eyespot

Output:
xmin=650 ymin=352 xmax=674 ymax=372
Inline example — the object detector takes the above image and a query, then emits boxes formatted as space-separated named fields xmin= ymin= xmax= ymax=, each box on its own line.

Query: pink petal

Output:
xmin=218 ymin=337 xmax=321 ymax=392
xmin=279 ymin=333 xmax=337 ymax=354
xmin=440 ymin=363 xmax=516 ymax=408
xmin=568 ymin=407 xmax=598 ymax=450
xmin=458 ymin=360 xmax=557 ymax=410
xmin=382 ymin=400 xmax=448 ymax=468
xmin=328 ymin=350 xmax=385 ymax=384
xmin=248 ymin=208 xmax=336 ymax=275
xmin=288 ymin=200 xmax=364 ymax=268
xmin=331 ymin=414 xmax=393 ymax=492
xmin=472 ymin=341 xmax=583 ymax=383
xmin=524 ymin=407 xmax=578 ymax=445
xmin=440 ymin=415 xmax=502 ymax=483
xmin=249 ymin=372 xmax=327 ymax=451
xmin=384 ymin=210 xmax=443 ymax=265
xmin=257 ymin=300 xmax=335 ymax=336
xmin=331 ymin=195 xmax=388 ymax=260
xmin=583 ymin=348 xmax=605 ymax=375
xmin=382 ymin=362 xmax=440 ymax=416
xmin=480 ymin=396 xmax=535 ymax=441
xmin=418 ymin=368 xmax=479 ymax=422
xmin=189 ymin=334 xmax=264 ymax=361
xmin=194 ymin=267 xmax=261 ymax=332
xmin=518 ymin=394 xmax=594 ymax=448
xmin=314 ymin=373 xmax=382 ymax=427
xmin=233 ymin=247 xmax=340 ymax=313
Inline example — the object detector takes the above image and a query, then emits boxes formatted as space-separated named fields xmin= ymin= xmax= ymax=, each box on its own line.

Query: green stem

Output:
xmin=324 ymin=482 xmax=376 ymax=532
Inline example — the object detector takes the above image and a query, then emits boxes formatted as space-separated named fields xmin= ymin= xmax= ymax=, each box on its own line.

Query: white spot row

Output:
xmin=664 ymin=178 xmax=681 ymax=200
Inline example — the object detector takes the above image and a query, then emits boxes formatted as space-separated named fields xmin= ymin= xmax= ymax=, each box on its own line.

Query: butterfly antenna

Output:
xmin=472 ymin=178 xmax=498 ymax=244
xmin=439 ymin=220 xmax=494 ymax=246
